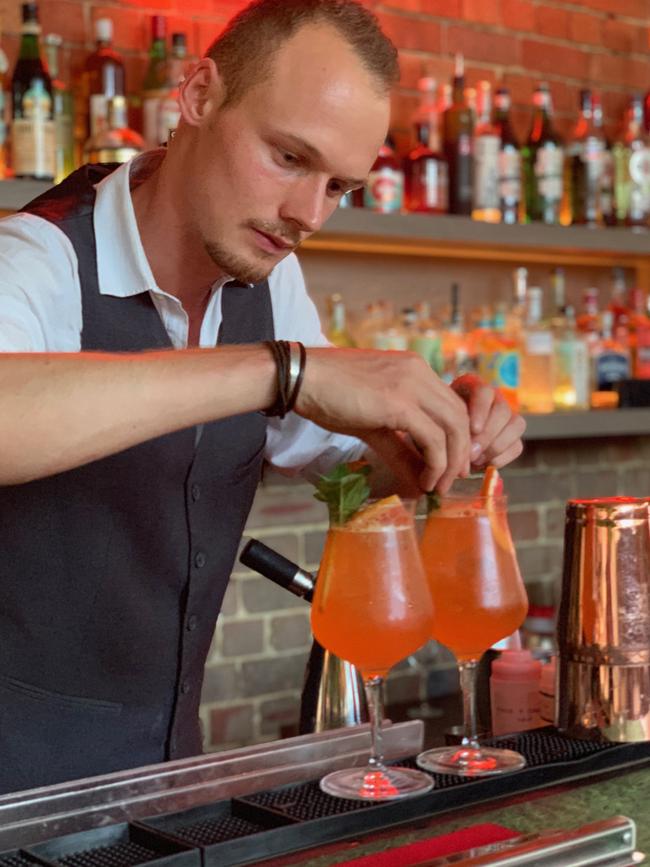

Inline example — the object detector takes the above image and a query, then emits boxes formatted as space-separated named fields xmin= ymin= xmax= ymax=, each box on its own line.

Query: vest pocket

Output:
xmin=0 ymin=673 xmax=123 ymax=713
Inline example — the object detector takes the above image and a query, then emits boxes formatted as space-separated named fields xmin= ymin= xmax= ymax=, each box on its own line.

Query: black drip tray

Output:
xmin=5 ymin=728 xmax=648 ymax=867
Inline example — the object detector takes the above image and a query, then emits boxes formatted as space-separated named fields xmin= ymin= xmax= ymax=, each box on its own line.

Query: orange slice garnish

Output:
xmin=480 ymin=467 xmax=511 ymax=552
xmin=347 ymin=494 xmax=411 ymax=530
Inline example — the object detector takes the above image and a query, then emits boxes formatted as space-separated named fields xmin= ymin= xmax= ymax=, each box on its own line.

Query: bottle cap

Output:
xmin=491 ymin=649 xmax=542 ymax=680
xmin=95 ymin=18 xmax=113 ymax=42
xmin=151 ymin=14 xmax=166 ymax=40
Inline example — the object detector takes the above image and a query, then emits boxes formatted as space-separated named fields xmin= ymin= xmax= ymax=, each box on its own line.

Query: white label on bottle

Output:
xmin=89 ymin=93 xmax=108 ymax=137
xmin=525 ymin=331 xmax=553 ymax=355
xmin=499 ymin=148 xmax=521 ymax=200
xmin=143 ymin=96 xmax=162 ymax=148
xmin=12 ymin=117 xmax=55 ymax=178
xmin=364 ymin=167 xmax=404 ymax=213
xmin=473 ymin=134 xmax=500 ymax=210
xmin=629 ymin=147 xmax=650 ymax=210
xmin=594 ymin=351 xmax=631 ymax=388
xmin=535 ymin=144 xmax=563 ymax=201
xmin=157 ymin=95 xmax=180 ymax=146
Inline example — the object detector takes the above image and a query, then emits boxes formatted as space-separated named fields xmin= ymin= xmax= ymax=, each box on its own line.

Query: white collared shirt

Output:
xmin=0 ymin=150 xmax=363 ymax=478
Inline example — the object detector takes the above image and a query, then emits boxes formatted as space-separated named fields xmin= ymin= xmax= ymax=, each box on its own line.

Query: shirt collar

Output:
xmin=93 ymin=150 xmax=240 ymax=299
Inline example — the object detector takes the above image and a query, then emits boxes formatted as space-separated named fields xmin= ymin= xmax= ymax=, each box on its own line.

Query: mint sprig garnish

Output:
xmin=314 ymin=461 xmax=371 ymax=525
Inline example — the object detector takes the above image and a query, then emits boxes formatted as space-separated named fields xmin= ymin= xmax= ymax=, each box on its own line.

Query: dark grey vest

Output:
xmin=0 ymin=164 xmax=274 ymax=793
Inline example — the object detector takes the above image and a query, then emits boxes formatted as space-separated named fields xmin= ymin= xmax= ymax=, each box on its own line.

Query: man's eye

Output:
xmin=327 ymin=180 xmax=343 ymax=194
xmin=280 ymin=151 xmax=299 ymax=165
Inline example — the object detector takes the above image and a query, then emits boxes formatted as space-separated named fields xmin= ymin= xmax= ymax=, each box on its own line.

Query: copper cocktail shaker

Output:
xmin=557 ymin=497 xmax=650 ymax=742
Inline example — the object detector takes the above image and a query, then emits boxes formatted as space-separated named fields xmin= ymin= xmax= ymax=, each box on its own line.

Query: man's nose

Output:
xmin=279 ymin=176 xmax=331 ymax=234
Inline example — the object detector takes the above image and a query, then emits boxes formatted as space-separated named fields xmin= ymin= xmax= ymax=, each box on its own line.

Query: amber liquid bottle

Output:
xmin=442 ymin=54 xmax=474 ymax=216
xmin=568 ymin=89 xmax=606 ymax=227
xmin=472 ymin=80 xmax=500 ymax=223
xmin=81 ymin=17 xmax=125 ymax=147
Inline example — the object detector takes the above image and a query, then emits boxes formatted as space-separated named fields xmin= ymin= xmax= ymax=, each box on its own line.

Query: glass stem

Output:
xmin=458 ymin=660 xmax=481 ymax=750
xmin=364 ymin=676 xmax=385 ymax=769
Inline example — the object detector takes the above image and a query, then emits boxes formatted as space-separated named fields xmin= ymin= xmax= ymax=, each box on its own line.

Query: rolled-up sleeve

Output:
xmin=264 ymin=254 xmax=365 ymax=480
xmin=0 ymin=214 xmax=82 ymax=352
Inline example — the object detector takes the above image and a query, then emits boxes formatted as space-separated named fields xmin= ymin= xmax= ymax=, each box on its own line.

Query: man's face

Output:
xmin=185 ymin=24 xmax=390 ymax=284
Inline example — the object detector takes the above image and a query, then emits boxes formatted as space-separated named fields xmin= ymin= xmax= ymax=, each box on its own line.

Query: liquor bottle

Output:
xmin=142 ymin=15 xmax=167 ymax=148
xmin=612 ymin=94 xmax=650 ymax=230
xmin=81 ymin=17 xmax=125 ymax=148
xmin=519 ymin=286 xmax=555 ymax=414
xmin=576 ymin=287 xmax=601 ymax=344
xmin=43 ymin=34 xmax=74 ymax=183
xmin=568 ymin=90 xmax=606 ymax=226
xmin=11 ymin=2 xmax=55 ymax=180
xmin=591 ymin=309 xmax=631 ymax=393
xmin=83 ymin=95 xmax=144 ymax=164
xmin=442 ymin=54 xmax=474 ymax=216
xmin=628 ymin=287 xmax=650 ymax=378
xmin=593 ymin=93 xmax=615 ymax=227
xmin=493 ymin=87 xmax=521 ymax=225
xmin=363 ymin=135 xmax=404 ymax=214
xmin=506 ymin=266 xmax=528 ymax=339
xmin=405 ymin=76 xmax=448 ymax=214
xmin=156 ymin=32 xmax=188 ymax=146
xmin=478 ymin=305 xmax=520 ymax=411
xmin=521 ymin=84 xmax=564 ymax=225
xmin=472 ymin=80 xmax=501 ymax=223
xmin=551 ymin=266 xmax=567 ymax=322
xmin=553 ymin=306 xmax=590 ymax=411
xmin=325 ymin=294 xmax=355 ymax=348
xmin=607 ymin=266 xmax=628 ymax=327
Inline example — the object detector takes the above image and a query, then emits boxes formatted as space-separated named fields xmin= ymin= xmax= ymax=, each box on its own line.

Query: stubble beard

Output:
xmin=203 ymin=238 xmax=275 ymax=286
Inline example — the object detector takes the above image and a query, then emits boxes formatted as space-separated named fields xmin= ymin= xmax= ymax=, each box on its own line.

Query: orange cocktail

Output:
xmin=312 ymin=496 xmax=434 ymax=801
xmin=312 ymin=499 xmax=433 ymax=679
xmin=416 ymin=477 xmax=529 ymax=777
xmin=419 ymin=495 xmax=528 ymax=661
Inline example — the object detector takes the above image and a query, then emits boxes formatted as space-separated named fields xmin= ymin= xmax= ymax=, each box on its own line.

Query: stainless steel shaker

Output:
xmin=239 ymin=539 xmax=367 ymax=733
xmin=557 ymin=497 xmax=650 ymax=742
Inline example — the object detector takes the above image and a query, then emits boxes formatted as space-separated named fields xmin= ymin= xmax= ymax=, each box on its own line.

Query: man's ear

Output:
xmin=178 ymin=57 xmax=226 ymax=128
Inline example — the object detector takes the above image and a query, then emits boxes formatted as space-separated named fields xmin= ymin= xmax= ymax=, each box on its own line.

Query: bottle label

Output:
xmin=419 ymin=159 xmax=448 ymax=210
xmin=364 ymin=167 xmax=404 ymax=213
xmin=12 ymin=115 xmax=55 ymax=179
xmin=481 ymin=350 xmax=520 ymax=390
xmin=143 ymin=95 xmax=163 ymax=148
xmin=499 ymin=148 xmax=521 ymax=201
xmin=89 ymin=94 xmax=109 ymax=137
xmin=594 ymin=351 xmax=631 ymax=388
xmin=535 ymin=144 xmax=563 ymax=201
xmin=473 ymin=134 xmax=501 ymax=210
xmin=600 ymin=150 xmax=615 ymax=218
xmin=629 ymin=147 xmax=650 ymax=212
xmin=525 ymin=331 xmax=553 ymax=355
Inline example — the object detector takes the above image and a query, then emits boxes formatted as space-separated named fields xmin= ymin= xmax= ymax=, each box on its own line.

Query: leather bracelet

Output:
xmin=286 ymin=342 xmax=306 ymax=413
xmin=263 ymin=340 xmax=288 ymax=418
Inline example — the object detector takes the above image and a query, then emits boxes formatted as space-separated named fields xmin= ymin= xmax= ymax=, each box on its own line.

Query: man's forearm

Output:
xmin=0 ymin=345 xmax=276 ymax=485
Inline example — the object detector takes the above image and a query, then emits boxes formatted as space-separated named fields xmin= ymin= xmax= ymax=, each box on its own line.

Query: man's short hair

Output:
xmin=206 ymin=0 xmax=399 ymax=107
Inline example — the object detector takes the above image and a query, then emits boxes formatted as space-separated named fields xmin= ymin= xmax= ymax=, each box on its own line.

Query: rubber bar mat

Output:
xmin=24 ymin=823 xmax=200 ymax=867
xmin=141 ymin=727 xmax=650 ymax=866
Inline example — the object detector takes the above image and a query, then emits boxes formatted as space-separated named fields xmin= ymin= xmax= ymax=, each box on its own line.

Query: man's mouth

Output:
xmin=250 ymin=227 xmax=298 ymax=254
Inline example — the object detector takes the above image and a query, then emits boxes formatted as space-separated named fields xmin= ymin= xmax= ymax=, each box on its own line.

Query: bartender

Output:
xmin=0 ymin=0 xmax=525 ymax=793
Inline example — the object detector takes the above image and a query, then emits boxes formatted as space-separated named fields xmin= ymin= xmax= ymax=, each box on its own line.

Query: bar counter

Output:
xmin=259 ymin=764 xmax=650 ymax=865
xmin=1 ymin=722 xmax=648 ymax=865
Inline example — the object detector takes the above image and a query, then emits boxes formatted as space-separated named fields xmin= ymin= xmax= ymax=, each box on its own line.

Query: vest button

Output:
xmin=181 ymin=679 xmax=191 ymax=695
xmin=191 ymin=484 xmax=201 ymax=502
xmin=187 ymin=614 xmax=198 ymax=631
xmin=194 ymin=551 xmax=207 ymax=568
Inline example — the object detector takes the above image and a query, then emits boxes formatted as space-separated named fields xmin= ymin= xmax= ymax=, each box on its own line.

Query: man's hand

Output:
xmin=451 ymin=373 xmax=526 ymax=469
xmin=295 ymin=347 xmax=471 ymax=493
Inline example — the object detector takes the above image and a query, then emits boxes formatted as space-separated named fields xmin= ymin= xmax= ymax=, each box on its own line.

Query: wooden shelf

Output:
xmin=303 ymin=209 xmax=650 ymax=289
xmin=522 ymin=408 xmax=650 ymax=440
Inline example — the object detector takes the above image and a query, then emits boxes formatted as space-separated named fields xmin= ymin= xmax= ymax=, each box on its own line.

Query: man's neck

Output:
xmin=130 ymin=153 xmax=226 ymax=307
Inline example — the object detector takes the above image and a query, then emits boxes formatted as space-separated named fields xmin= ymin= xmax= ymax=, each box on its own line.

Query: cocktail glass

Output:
xmin=311 ymin=497 xmax=435 ymax=800
xmin=416 ymin=483 xmax=528 ymax=775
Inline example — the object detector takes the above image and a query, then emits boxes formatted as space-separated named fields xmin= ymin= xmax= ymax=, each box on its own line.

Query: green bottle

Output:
xmin=10 ymin=2 xmax=55 ymax=179
xmin=521 ymin=83 xmax=564 ymax=224
xmin=142 ymin=15 xmax=167 ymax=148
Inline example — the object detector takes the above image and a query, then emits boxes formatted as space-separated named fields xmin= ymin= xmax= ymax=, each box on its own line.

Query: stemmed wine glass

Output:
xmin=416 ymin=478 xmax=529 ymax=776
xmin=311 ymin=496 xmax=435 ymax=800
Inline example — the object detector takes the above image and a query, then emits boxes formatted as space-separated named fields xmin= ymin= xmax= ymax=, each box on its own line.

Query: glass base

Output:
xmin=320 ymin=765 xmax=434 ymax=801
xmin=416 ymin=745 xmax=526 ymax=777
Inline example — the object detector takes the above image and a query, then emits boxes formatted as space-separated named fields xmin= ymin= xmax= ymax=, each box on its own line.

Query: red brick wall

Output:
xmin=3 ymin=0 xmax=648 ymax=147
